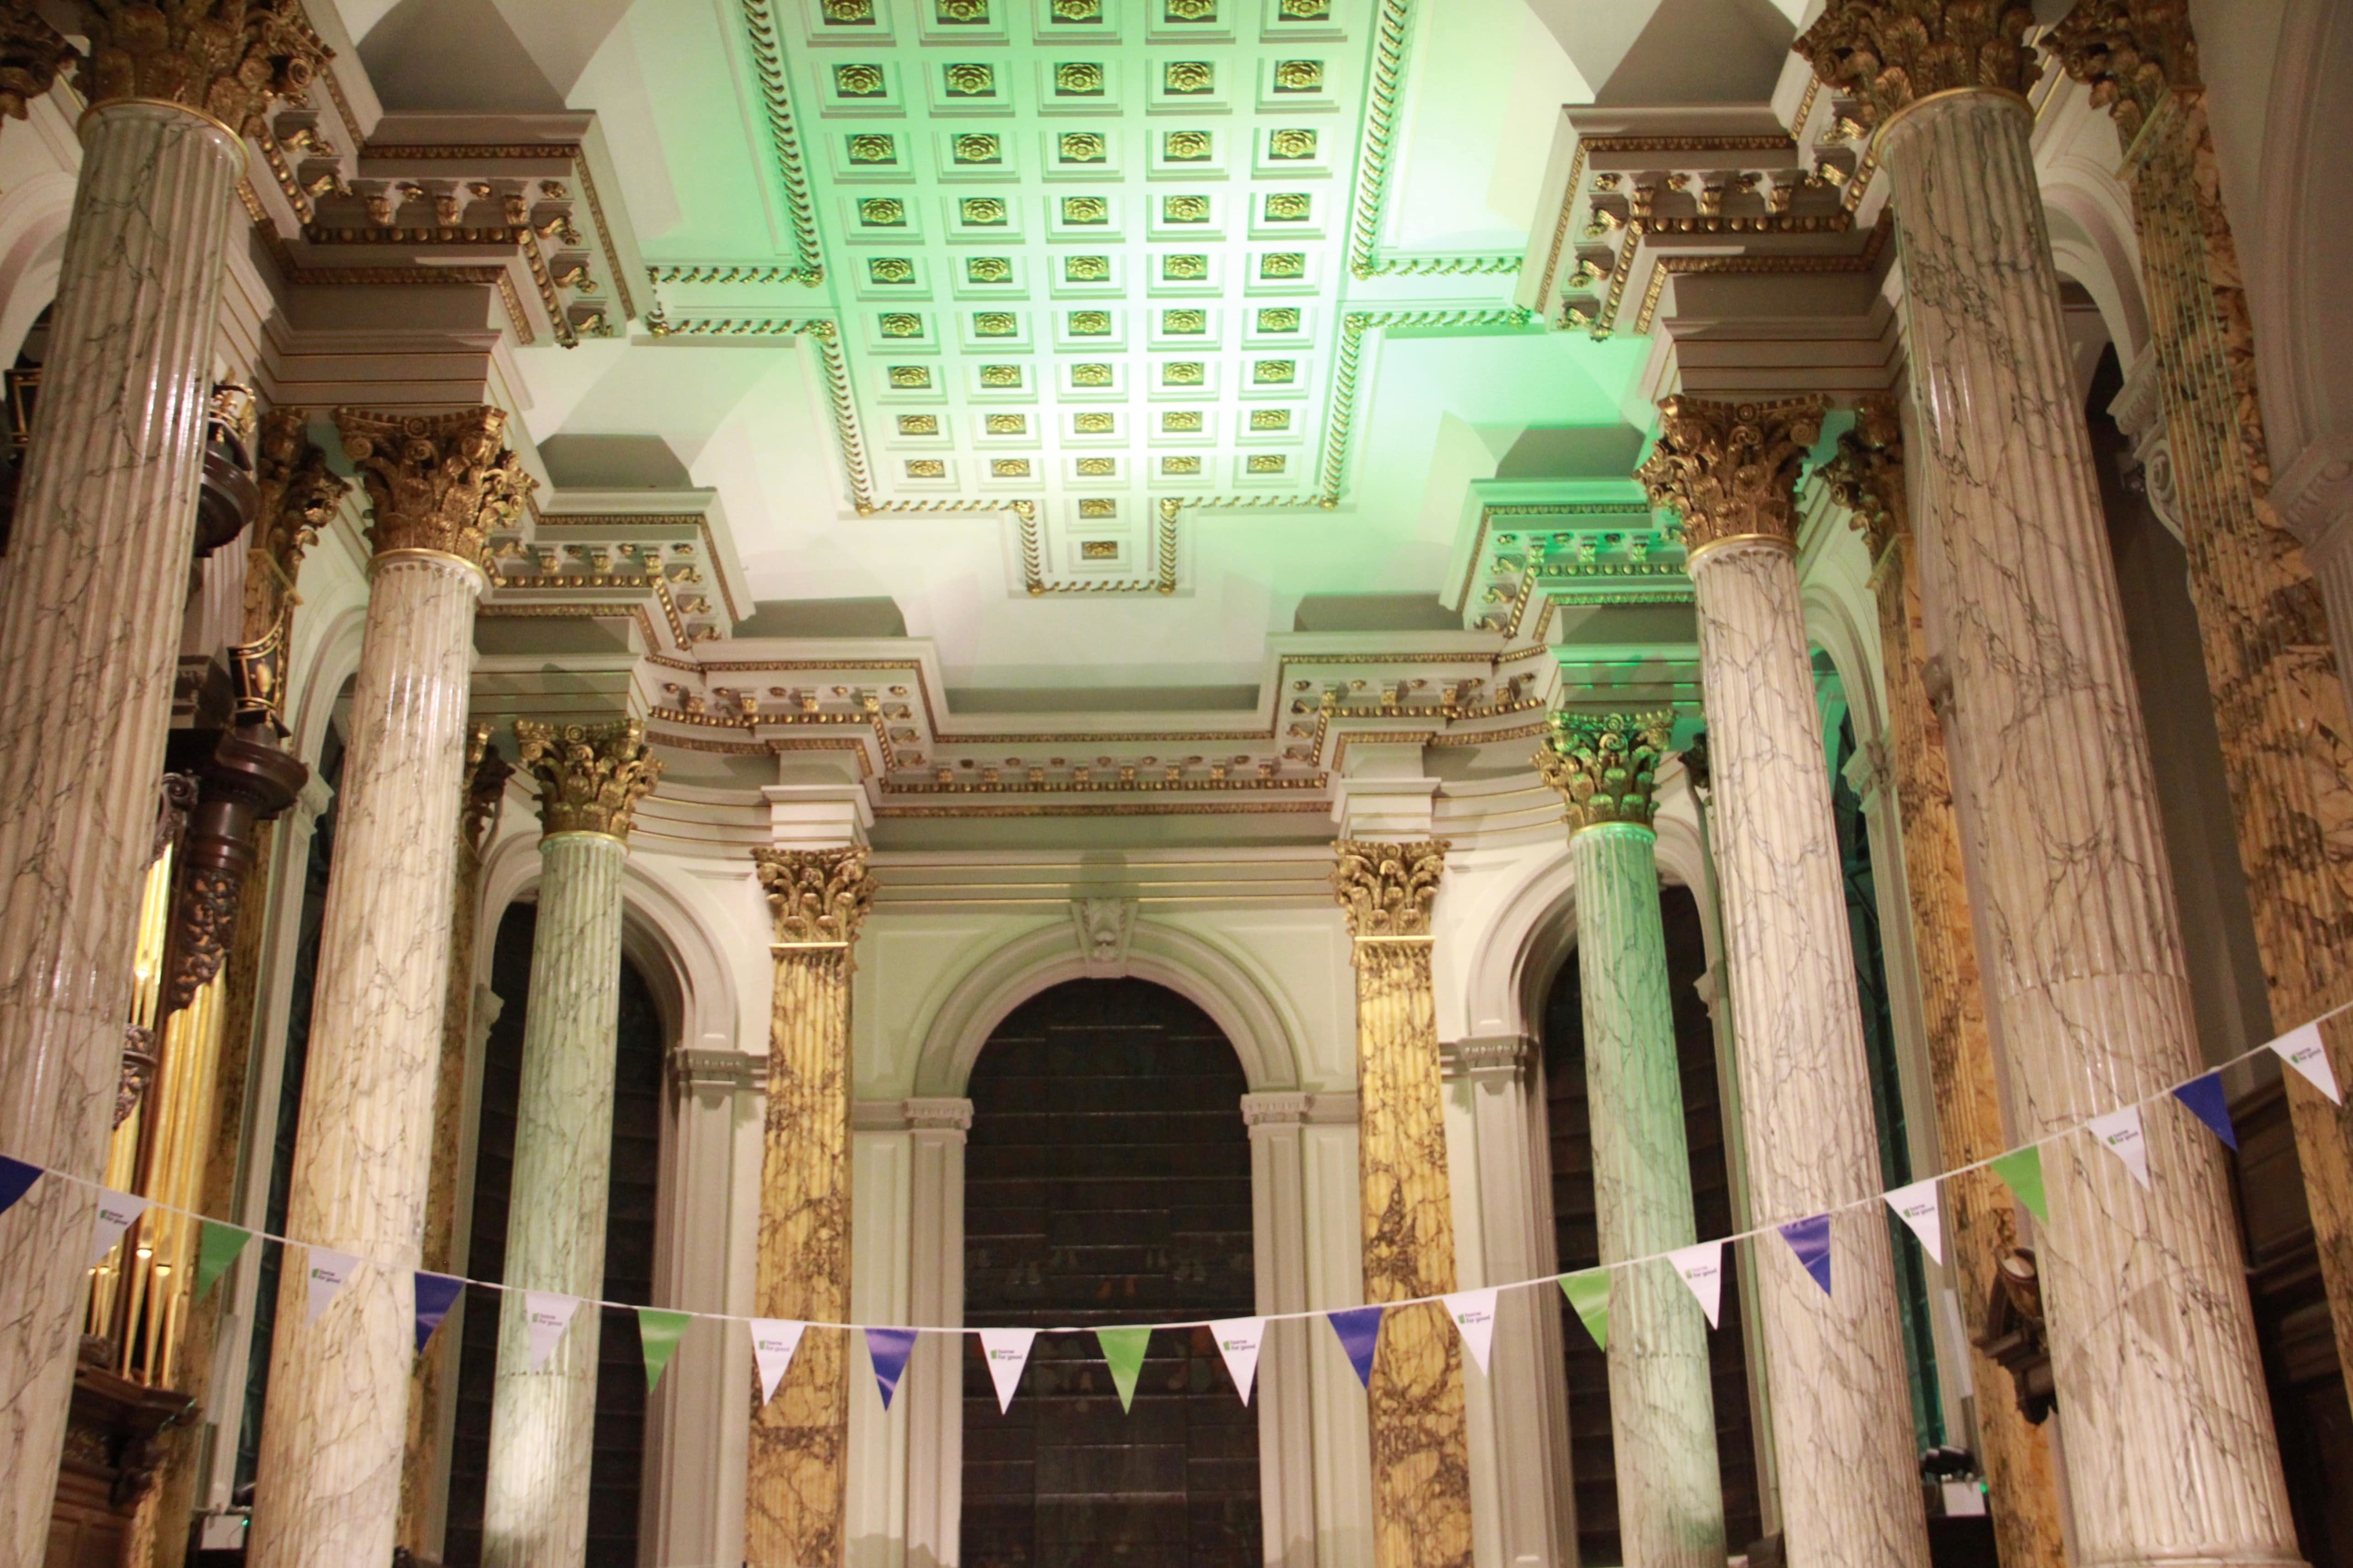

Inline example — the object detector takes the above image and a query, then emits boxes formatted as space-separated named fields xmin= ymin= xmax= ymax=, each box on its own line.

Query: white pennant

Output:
xmin=750 ymin=1319 xmax=807 ymax=1405
xmin=1883 ymin=1178 xmax=1946 ymax=1265
xmin=1208 ymin=1317 xmax=1266 ymax=1404
xmin=524 ymin=1293 xmax=583 ymax=1370
xmin=1668 ymin=1240 xmax=1725 ymax=1328
xmin=2271 ymin=1022 xmax=2344 ymax=1105
xmin=305 ymin=1248 xmax=360 ymax=1325
xmin=88 ymin=1189 xmax=149 ymax=1267
xmin=1443 ymin=1289 xmax=1500 ymax=1375
xmin=978 ymin=1329 xmax=1037 ymax=1414
xmin=2088 ymin=1105 xmax=2152 ymax=1189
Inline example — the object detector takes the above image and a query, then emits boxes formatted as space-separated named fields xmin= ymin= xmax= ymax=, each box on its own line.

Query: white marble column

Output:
xmin=1793 ymin=11 xmax=2303 ymax=1552
xmin=902 ymin=1096 xmax=970 ymax=1568
xmin=248 ymin=409 xmax=530 ymax=1568
xmin=481 ymin=721 xmax=660 ymax=1568
xmin=0 ymin=36 xmax=320 ymax=1553
xmin=1641 ymin=397 xmax=1928 ymax=1568
xmin=1539 ymin=712 xmax=1724 ymax=1568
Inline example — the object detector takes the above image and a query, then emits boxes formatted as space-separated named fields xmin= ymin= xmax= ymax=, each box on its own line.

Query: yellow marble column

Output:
xmin=1330 ymin=840 xmax=1473 ymax=1568
xmin=1820 ymin=400 xmax=2068 ymax=1568
xmin=745 ymin=846 xmax=877 ymax=1568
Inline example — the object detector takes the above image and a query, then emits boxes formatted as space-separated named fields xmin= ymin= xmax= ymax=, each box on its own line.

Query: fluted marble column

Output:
xmin=1330 ymin=841 xmax=1473 ymax=1568
xmin=1640 ymin=396 xmax=1929 ymax=1568
xmin=1791 ymin=9 xmax=2306 ymax=1556
xmin=1536 ymin=714 xmax=1724 ymax=1568
xmin=0 ymin=13 xmax=324 ymax=1561
xmin=248 ymin=409 xmax=531 ymax=1568
xmin=746 ymin=846 xmax=876 ymax=1568
xmin=481 ymin=719 xmax=661 ymax=1568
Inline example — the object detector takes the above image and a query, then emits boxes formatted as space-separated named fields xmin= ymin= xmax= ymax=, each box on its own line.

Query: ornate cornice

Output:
xmin=1819 ymin=392 xmax=1908 ymax=564
xmin=243 ymin=407 xmax=348 ymax=639
xmin=74 ymin=0 xmax=329 ymax=139
xmin=334 ymin=406 xmax=533 ymax=564
xmin=2044 ymin=0 xmax=2198 ymax=143
xmin=1535 ymin=710 xmax=1672 ymax=832
xmin=1793 ymin=0 xmax=2040 ymax=130
xmin=1637 ymin=395 xmax=1826 ymax=555
xmin=516 ymin=717 xmax=660 ymax=842
xmin=1331 ymin=838 xmax=1447 ymax=940
xmin=0 ymin=8 xmax=73 ymax=124
xmin=754 ymin=844 xmax=876 ymax=947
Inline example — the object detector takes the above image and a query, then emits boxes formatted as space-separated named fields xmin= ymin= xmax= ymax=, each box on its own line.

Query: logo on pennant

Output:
xmin=524 ymin=1293 xmax=583 ymax=1370
xmin=1208 ymin=1318 xmax=1265 ymax=1404
xmin=751 ymin=1319 xmax=807 ymax=1404
xmin=0 ymin=1155 xmax=42 ymax=1218
xmin=413 ymin=1272 xmax=466 ymax=1353
xmin=2172 ymin=1073 xmax=2238 ymax=1150
xmin=1096 ymin=1326 xmax=1152 ymax=1413
xmin=1443 ymin=1289 xmax=1500 ymax=1375
xmin=89 ymin=1189 xmax=148 ymax=1267
xmin=638 ymin=1309 xmax=693 ymax=1392
xmin=1778 ymin=1214 xmax=1833 ymax=1297
xmin=1325 ymin=1306 xmax=1383 ymax=1390
xmin=2270 ymin=1022 xmax=2343 ymax=1106
xmin=1883 ymin=1179 xmax=1945 ymax=1266
xmin=867 ymin=1326 xmax=918 ymax=1410
xmin=1668 ymin=1240 xmax=1724 ymax=1328
xmin=305 ymin=1247 xmax=359 ymax=1325
xmin=1559 ymin=1271 xmax=1609 ymax=1350
xmin=979 ymin=1329 xmax=1037 ymax=1414
xmin=2087 ymin=1105 xmax=2151 ymax=1190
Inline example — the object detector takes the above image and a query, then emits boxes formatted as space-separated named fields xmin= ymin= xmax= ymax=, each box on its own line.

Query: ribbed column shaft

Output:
xmin=1571 ymin=822 xmax=1724 ymax=1568
xmin=248 ymin=553 xmax=483 ymax=1568
xmin=1688 ymin=537 xmax=1928 ymax=1568
xmin=1352 ymin=938 xmax=1473 ymax=1568
xmin=0 ymin=102 xmax=244 ymax=1568
xmin=1883 ymin=90 xmax=2300 ymax=1565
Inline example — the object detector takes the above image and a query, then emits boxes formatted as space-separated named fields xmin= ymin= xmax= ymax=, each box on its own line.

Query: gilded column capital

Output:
xmin=0 ymin=8 xmax=74 ymax=123
xmin=1793 ymin=0 xmax=2040 ymax=131
xmin=1637 ymin=395 xmax=1826 ymax=558
xmin=461 ymin=722 xmax=515 ymax=857
xmin=2044 ymin=0 xmax=2198 ymax=142
xmin=1331 ymin=838 xmax=1447 ymax=940
xmin=515 ymin=718 xmax=657 ymax=843
xmin=754 ymin=844 xmax=877 ymax=947
xmin=242 ymin=408 xmax=348 ymax=628
xmin=1535 ymin=711 xmax=1672 ymax=833
xmin=334 ymin=406 xmax=533 ymax=566
xmin=71 ymin=0 xmax=328 ymax=140
xmin=1819 ymin=393 xmax=1909 ymax=565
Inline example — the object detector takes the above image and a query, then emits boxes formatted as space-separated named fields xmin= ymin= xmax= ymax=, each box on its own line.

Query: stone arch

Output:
xmin=0 ymin=168 xmax=74 ymax=369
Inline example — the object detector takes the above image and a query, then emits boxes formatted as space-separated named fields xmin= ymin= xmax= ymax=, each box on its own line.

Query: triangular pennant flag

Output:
xmin=866 ymin=1326 xmax=918 ymax=1411
xmin=1559 ymin=1270 xmax=1610 ymax=1350
xmin=750 ymin=1319 xmax=807 ymax=1404
xmin=2087 ymin=1105 xmax=2152 ymax=1189
xmin=413 ymin=1272 xmax=465 ymax=1353
xmin=1326 ymin=1306 xmax=1383 ymax=1390
xmin=89 ymin=1189 xmax=148 ymax=1267
xmin=524 ymin=1293 xmax=582 ymax=1370
xmin=1667 ymin=1240 xmax=1724 ymax=1328
xmin=1884 ymin=1179 xmax=1945 ymax=1266
xmin=1096 ymin=1326 xmax=1152 ymax=1413
xmin=2269 ymin=1022 xmax=2343 ymax=1105
xmin=2172 ymin=1073 xmax=2238 ymax=1150
xmin=979 ymin=1328 xmax=1037 ymax=1414
xmin=1990 ymin=1146 xmax=2049 ymax=1223
xmin=1208 ymin=1318 xmax=1265 ymax=1404
xmin=0 ymin=1155 xmax=41 ymax=1218
xmin=196 ymin=1221 xmax=252 ymax=1299
xmin=1778 ymin=1214 xmax=1833 ymax=1296
xmin=1443 ymin=1289 xmax=1500 ymax=1375
xmin=305 ymin=1247 xmax=359 ymax=1324
xmin=638 ymin=1309 xmax=693 ymax=1392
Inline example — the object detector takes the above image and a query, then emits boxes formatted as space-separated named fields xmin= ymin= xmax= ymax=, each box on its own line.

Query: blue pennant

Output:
xmin=414 ymin=1272 xmax=467 ymax=1354
xmin=867 ymin=1327 xmax=919 ymax=1410
xmin=2172 ymin=1072 xmax=2238 ymax=1150
xmin=1778 ymin=1213 xmax=1833 ymax=1297
xmin=0 ymin=1156 xmax=40 ymax=1219
xmin=1325 ymin=1306 xmax=1384 ymax=1390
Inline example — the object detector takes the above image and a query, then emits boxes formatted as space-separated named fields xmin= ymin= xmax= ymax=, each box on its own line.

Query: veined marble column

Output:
xmin=248 ymin=409 xmax=532 ymax=1568
xmin=482 ymin=719 xmax=661 ymax=1568
xmin=745 ymin=846 xmax=877 ymax=1568
xmin=1820 ymin=398 xmax=2068 ymax=1568
xmin=1639 ymin=396 xmax=1929 ymax=1568
xmin=1797 ymin=9 xmax=2306 ymax=1559
xmin=1536 ymin=713 xmax=1724 ymax=1568
xmin=1330 ymin=841 xmax=1473 ymax=1568
xmin=0 ymin=12 xmax=323 ymax=1562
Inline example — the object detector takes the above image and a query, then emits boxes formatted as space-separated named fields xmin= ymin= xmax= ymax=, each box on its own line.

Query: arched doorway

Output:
xmin=961 ymin=977 xmax=1261 ymax=1568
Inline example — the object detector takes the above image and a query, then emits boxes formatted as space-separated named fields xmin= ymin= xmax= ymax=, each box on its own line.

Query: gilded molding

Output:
xmin=754 ymin=845 xmax=877 ymax=946
xmin=0 ymin=7 xmax=73 ymax=123
xmin=1819 ymin=392 xmax=1908 ymax=564
xmin=334 ymin=406 xmax=533 ymax=564
xmin=1535 ymin=710 xmax=1672 ymax=832
xmin=1637 ymin=394 xmax=1826 ymax=554
xmin=74 ymin=0 xmax=329 ymax=139
xmin=515 ymin=718 xmax=660 ymax=842
xmin=1793 ymin=0 xmax=2039 ymax=129
xmin=2044 ymin=0 xmax=2197 ymax=143
xmin=1332 ymin=838 xmax=1447 ymax=940
xmin=242 ymin=407 xmax=348 ymax=638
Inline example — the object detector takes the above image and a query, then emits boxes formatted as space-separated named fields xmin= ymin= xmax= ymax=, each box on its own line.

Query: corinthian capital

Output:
xmin=334 ymin=407 xmax=533 ymax=564
xmin=1536 ymin=712 xmax=1672 ymax=833
xmin=516 ymin=718 xmax=662 ymax=842
xmin=0 ymin=8 xmax=74 ymax=124
xmin=1331 ymin=839 xmax=1447 ymax=940
xmin=1818 ymin=393 xmax=1909 ymax=564
xmin=2045 ymin=0 xmax=2198 ymax=142
xmin=1637 ymin=395 xmax=1825 ymax=555
xmin=1793 ymin=0 xmax=2040 ymax=129
xmin=74 ymin=0 xmax=328 ymax=138
xmin=242 ymin=408 xmax=348 ymax=635
xmin=754 ymin=845 xmax=876 ymax=946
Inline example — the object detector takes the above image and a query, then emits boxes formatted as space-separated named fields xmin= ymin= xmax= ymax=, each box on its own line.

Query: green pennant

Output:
xmin=1096 ymin=1327 xmax=1152 ymax=1413
xmin=1559 ymin=1270 xmax=1610 ymax=1351
xmin=195 ymin=1221 xmax=253 ymax=1299
xmin=1990 ymin=1146 xmax=2049 ymax=1223
xmin=637 ymin=1308 xmax=694 ymax=1392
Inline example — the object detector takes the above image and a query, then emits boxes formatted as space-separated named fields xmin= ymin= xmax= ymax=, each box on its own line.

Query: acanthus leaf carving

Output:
xmin=1330 ymin=838 xmax=1446 ymax=940
xmin=515 ymin=717 xmax=661 ymax=841
xmin=2043 ymin=0 xmax=2198 ymax=144
xmin=754 ymin=844 xmax=877 ymax=947
xmin=1819 ymin=391 xmax=1909 ymax=564
xmin=334 ymin=405 xmax=533 ymax=565
xmin=1535 ymin=710 xmax=1673 ymax=832
xmin=1793 ymin=0 xmax=2040 ymax=130
xmin=73 ymin=0 xmax=329 ymax=140
xmin=1637 ymin=394 xmax=1826 ymax=554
